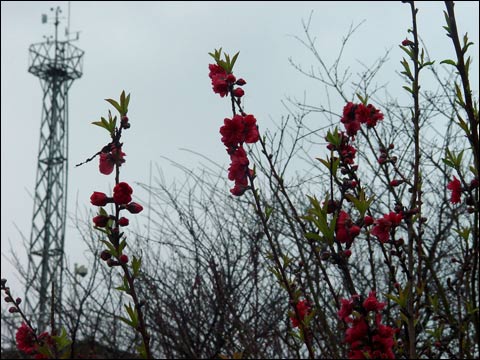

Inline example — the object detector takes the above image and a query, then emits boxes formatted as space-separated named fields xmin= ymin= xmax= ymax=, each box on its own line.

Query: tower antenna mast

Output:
xmin=24 ymin=4 xmax=84 ymax=331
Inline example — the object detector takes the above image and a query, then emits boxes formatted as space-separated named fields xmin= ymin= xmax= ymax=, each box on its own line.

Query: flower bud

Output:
xmin=226 ymin=73 xmax=236 ymax=83
xmin=4 ymin=296 xmax=13 ymax=303
xmin=343 ymin=249 xmax=352 ymax=258
xmin=8 ymin=307 xmax=18 ymax=313
xmin=15 ymin=298 xmax=21 ymax=305
xmin=470 ymin=178 xmax=479 ymax=189
xmin=390 ymin=179 xmax=403 ymax=187
xmin=119 ymin=254 xmax=129 ymax=264
xmin=93 ymin=215 xmax=109 ymax=228
xmin=118 ymin=217 xmax=129 ymax=227
xmin=90 ymin=192 xmax=110 ymax=206
xmin=100 ymin=250 xmax=112 ymax=261
xmin=364 ymin=216 xmax=374 ymax=227
xmin=233 ymin=88 xmax=245 ymax=98
xmin=126 ymin=202 xmax=143 ymax=214
xmin=235 ymin=78 xmax=246 ymax=86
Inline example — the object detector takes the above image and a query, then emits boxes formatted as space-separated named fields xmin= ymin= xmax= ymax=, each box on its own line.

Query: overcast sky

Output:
xmin=1 ymin=1 xmax=479 ymax=290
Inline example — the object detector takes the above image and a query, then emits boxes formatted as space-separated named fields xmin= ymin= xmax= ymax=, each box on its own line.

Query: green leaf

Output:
xmin=402 ymin=86 xmax=414 ymax=94
xmin=230 ymin=51 xmax=240 ymax=70
xmin=105 ymin=98 xmax=123 ymax=114
xmin=440 ymin=59 xmax=456 ymax=66
xmin=399 ymin=45 xmax=413 ymax=59
xmin=119 ymin=238 xmax=127 ymax=253
xmin=132 ymin=256 xmax=142 ymax=277
xmin=305 ymin=232 xmax=322 ymax=242
xmin=91 ymin=121 xmax=107 ymax=130
xmin=118 ymin=315 xmax=134 ymax=327
xmin=345 ymin=189 xmax=375 ymax=217
xmin=100 ymin=240 xmax=117 ymax=257
xmin=265 ymin=206 xmax=273 ymax=222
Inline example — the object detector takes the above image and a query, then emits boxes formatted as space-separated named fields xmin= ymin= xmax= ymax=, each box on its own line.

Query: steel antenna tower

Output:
xmin=25 ymin=5 xmax=84 ymax=331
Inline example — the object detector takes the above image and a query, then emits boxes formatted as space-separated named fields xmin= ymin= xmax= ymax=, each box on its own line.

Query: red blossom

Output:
xmin=365 ymin=104 xmax=384 ymax=128
xmin=447 ymin=176 xmax=462 ymax=204
xmin=220 ymin=116 xmax=244 ymax=148
xmin=371 ymin=212 xmax=403 ymax=243
xmin=90 ymin=191 xmax=110 ymax=206
xmin=228 ymin=146 xmax=250 ymax=183
xmin=339 ymin=294 xmax=396 ymax=360
xmin=99 ymin=146 xmax=126 ymax=175
xmin=338 ymin=298 xmax=355 ymax=322
xmin=208 ymin=64 xmax=237 ymax=98
xmin=220 ymin=114 xmax=259 ymax=149
xmin=113 ymin=182 xmax=133 ymax=205
xmin=362 ymin=291 xmax=385 ymax=312
xmin=290 ymin=299 xmax=310 ymax=328
xmin=336 ymin=211 xmax=361 ymax=245
xmin=16 ymin=322 xmax=37 ymax=354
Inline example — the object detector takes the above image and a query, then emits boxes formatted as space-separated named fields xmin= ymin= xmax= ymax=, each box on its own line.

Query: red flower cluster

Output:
xmin=341 ymin=102 xmax=384 ymax=137
xmin=338 ymin=292 xmax=396 ymax=359
xmin=16 ymin=322 xmax=51 ymax=357
xmin=447 ymin=176 xmax=462 ymax=204
xmin=290 ymin=299 xmax=311 ymax=328
xmin=220 ymin=114 xmax=259 ymax=150
xmin=208 ymin=64 xmax=246 ymax=98
xmin=336 ymin=210 xmax=361 ymax=246
xmin=91 ymin=181 xmax=143 ymax=228
xmin=209 ymin=61 xmax=259 ymax=196
xmin=371 ymin=212 xmax=403 ymax=243
xmin=99 ymin=145 xmax=125 ymax=175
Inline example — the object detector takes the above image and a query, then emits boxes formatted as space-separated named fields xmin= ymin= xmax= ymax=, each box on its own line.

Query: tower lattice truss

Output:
xmin=25 ymin=39 xmax=83 ymax=331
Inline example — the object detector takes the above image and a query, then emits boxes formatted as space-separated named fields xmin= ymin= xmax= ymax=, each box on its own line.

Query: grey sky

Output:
xmin=1 ymin=1 xmax=479 ymax=289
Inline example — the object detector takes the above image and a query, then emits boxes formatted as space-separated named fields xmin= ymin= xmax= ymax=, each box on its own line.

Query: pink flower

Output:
xmin=113 ymin=182 xmax=133 ymax=205
xmin=90 ymin=191 xmax=110 ymax=206
xmin=447 ymin=176 xmax=462 ymax=204
xmin=290 ymin=299 xmax=310 ymax=328
xmin=16 ymin=322 xmax=37 ymax=354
